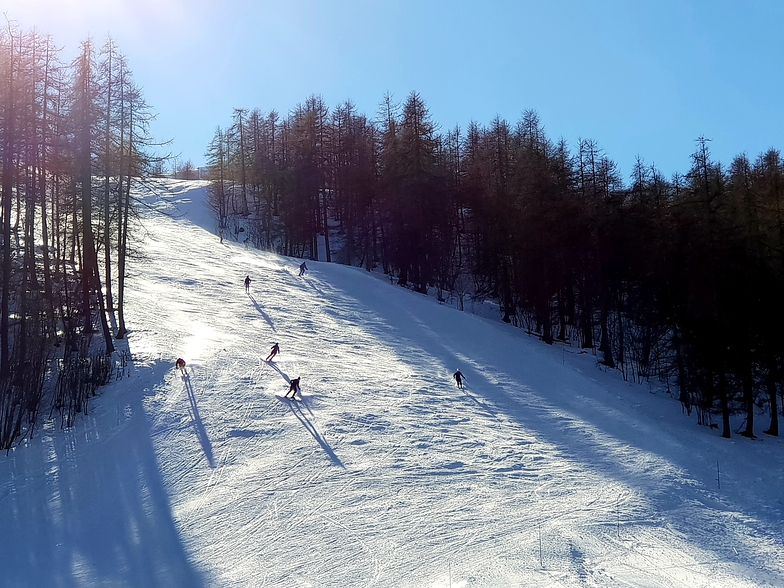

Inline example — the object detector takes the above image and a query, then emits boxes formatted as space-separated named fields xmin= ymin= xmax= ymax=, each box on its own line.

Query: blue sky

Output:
xmin=4 ymin=0 xmax=783 ymax=180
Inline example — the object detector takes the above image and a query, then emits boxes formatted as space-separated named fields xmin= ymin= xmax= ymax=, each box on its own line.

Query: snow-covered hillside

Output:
xmin=2 ymin=179 xmax=783 ymax=587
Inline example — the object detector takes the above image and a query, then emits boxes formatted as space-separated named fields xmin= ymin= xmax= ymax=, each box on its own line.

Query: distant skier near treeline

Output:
xmin=285 ymin=377 xmax=301 ymax=400
xmin=244 ymin=275 xmax=251 ymax=293
xmin=265 ymin=342 xmax=280 ymax=362
xmin=299 ymin=261 xmax=308 ymax=276
xmin=453 ymin=369 xmax=465 ymax=389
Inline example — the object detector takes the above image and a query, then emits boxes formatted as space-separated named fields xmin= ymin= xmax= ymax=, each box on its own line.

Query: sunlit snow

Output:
xmin=1 ymin=179 xmax=782 ymax=587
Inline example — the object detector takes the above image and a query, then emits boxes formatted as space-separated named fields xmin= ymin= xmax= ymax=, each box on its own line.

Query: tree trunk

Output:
xmin=764 ymin=355 xmax=779 ymax=436
xmin=740 ymin=368 xmax=755 ymax=438
xmin=579 ymin=282 xmax=593 ymax=349
xmin=556 ymin=289 xmax=568 ymax=341
xmin=1 ymin=33 xmax=16 ymax=378
xmin=103 ymin=45 xmax=114 ymax=312
xmin=719 ymin=370 xmax=731 ymax=439
xmin=321 ymin=189 xmax=331 ymax=262
xmin=599 ymin=291 xmax=615 ymax=368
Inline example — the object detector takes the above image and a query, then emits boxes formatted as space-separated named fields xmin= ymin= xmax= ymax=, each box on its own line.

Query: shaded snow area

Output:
xmin=2 ymin=179 xmax=784 ymax=587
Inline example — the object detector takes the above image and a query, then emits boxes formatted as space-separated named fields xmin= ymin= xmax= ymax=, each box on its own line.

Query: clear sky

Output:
xmin=3 ymin=0 xmax=783 ymax=180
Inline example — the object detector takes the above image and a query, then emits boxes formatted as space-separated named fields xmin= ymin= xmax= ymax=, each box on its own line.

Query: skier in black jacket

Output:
xmin=285 ymin=377 xmax=301 ymax=399
xmin=265 ymin=343 xmax=280 ymax=362
xmin=453 ymin=369 xmax=465 ymax=389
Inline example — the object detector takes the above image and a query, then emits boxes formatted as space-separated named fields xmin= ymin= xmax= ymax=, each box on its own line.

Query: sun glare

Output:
xmin=3 ymin=0 xmax=193 ymax=56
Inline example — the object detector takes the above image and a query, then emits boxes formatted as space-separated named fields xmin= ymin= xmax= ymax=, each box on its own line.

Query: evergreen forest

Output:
xmin=204 ymin=92 xmax=784 ymax=441
xmin=2 ymin=18 xmax=782 ymax=453
xmin=0 ymin=27 xmax=155 ymax=449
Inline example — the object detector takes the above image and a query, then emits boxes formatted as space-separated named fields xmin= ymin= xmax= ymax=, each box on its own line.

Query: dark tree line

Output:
xmin=208 ymin=91 xmax=784 ymax=442
xmin=0 ymin=25 xmax=154 ymax=450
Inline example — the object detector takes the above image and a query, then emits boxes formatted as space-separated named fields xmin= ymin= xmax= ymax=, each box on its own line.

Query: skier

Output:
xmin=285 ymin=377 xmax=301 ymax=399
xmin=453 ymin=369 xmax=465 ymax=389
xmin=175 ymin=358 xmax=187 ymax=373
xmin=244 ymin=275 xmax=251 ymax=293
xmin=299 ymin=261 xmax=308 ymax=276
xmin=265 ymin=342 xmax=280 ymax=362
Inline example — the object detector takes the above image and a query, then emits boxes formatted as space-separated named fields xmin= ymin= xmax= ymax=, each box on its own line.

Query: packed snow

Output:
xmin=1 ymin=179 xmax=783 ymax=587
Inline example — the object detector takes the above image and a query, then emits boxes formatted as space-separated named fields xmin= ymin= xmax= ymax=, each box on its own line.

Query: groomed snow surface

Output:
xmin=2 ymin=179 xmax=783 ymax=588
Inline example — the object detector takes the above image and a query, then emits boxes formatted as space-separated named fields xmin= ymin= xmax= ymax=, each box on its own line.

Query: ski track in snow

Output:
xmin=1 ymin=179 xmax=783 ymax=588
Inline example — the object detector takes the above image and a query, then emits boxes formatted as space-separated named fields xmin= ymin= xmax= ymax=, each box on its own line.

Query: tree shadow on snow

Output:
xmin=0 ymin=359 xmax=205 ymax=587
xmin=321 ymin=263 xmax=784 ymax=582
xmin=227 ymin=429 xmax=260 ymax=438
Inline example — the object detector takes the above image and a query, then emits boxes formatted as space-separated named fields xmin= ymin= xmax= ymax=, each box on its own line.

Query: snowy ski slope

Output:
xmin=1 ymin=179 xmax=783 ymax=587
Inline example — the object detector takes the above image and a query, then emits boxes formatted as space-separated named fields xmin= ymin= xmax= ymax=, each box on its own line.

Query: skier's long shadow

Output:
xmin=182 ymin=371 xmax=216 ymax=468
xmin=268 ymin=364 xmax=344 ymax=468
xmin=459 ymin=386 xmax=501 ymax=422
xmin=248 ymin=294 xmax=276 ymax=332
xmin=303 ymin=278 xmax=325 ymax=297
xmin=286 ymin=400 xmax=344 ymax=469
xmin=265 ymin=361 xmax=289 ymax=381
